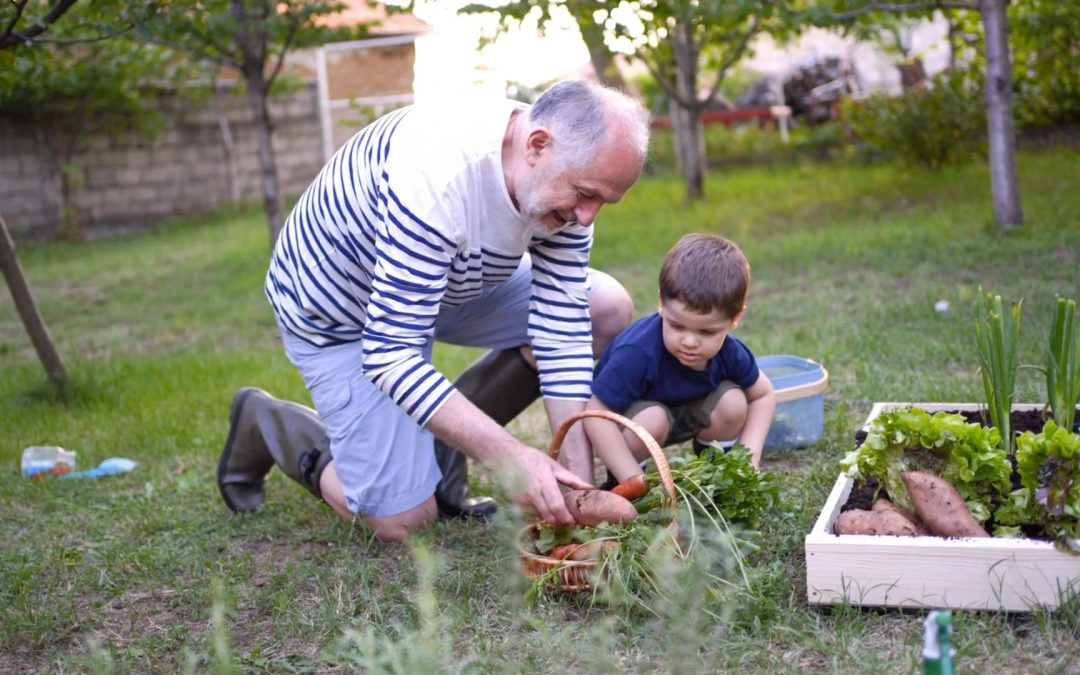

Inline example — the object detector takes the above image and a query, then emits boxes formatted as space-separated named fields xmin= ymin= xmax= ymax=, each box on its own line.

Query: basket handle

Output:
xmin=549 ymin=409 xmax=678 ymax=511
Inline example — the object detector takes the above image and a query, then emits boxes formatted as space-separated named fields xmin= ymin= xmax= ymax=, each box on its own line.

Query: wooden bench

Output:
xmin=650 ymin=105 xmax=793 ymax=142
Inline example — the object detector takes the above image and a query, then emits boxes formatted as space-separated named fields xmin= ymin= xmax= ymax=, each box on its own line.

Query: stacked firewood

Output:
xmin=781 ymin=56 xmax=859 ymax=125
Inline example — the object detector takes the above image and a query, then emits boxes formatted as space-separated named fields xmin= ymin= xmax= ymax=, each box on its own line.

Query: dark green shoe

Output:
xmin=217 ymin=387 xmax=330 ymax=512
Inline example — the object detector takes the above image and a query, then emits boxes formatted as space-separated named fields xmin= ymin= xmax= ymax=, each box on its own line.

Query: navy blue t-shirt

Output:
xmin=591 ymin=312 xmax=760 ymax=414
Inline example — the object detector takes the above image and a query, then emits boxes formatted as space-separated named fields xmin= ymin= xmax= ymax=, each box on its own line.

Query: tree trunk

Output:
xmin=980 ymin=0 xmax=1023 ymax=229
xmin=671 ymin=22 xmax=705 ymax=201
xmin=245 ymin=75 xmax=284 ymax=244
xmin=0 ymin=215 xmax=67 ymax=392
xmin=567 ymin=0 xmax=627 ymax=90
xmin=585 ymin=38 xmax=626 ymax=90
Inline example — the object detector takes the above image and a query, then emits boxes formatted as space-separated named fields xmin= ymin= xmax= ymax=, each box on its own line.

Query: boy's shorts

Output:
xmin=280 ymin=255 xmax=619 ymax=517
xmin=623 ymin=380 xmax=741 ymax=446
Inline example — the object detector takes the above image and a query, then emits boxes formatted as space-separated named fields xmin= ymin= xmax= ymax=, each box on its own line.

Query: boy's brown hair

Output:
xmin=658 ymin=234 xmax=750 ymax=319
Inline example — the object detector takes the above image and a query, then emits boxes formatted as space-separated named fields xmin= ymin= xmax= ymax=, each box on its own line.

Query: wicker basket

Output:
xmin=516 ymin=409 xmax=677 ymax=592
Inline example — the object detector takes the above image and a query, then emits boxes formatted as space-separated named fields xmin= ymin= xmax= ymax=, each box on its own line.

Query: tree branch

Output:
xmin=0 ymin=0 xmax=79 ymax=49
xmin=701 ymin=23 xmax=760 ymax=110
xmin=834 ymin=1 xmax=978 ymax=20
xmin=265 ymin=11 xmax=300 ymax=90
xmin=636 ymin=50 xmax=684 ymax=109
xmin=19 ymin=22 xmax=136 ymax=46
xmin=2 ymin=0 xmax=30 ymax=45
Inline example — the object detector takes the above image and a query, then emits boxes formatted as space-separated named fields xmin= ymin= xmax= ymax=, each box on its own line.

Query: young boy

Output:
xmin=584 ymin=234 xmax=775 ymax=484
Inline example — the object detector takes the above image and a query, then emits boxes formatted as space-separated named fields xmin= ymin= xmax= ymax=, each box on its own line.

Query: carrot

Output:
xmin=563 ymin=489 xmax=638 ymax=526
xmin=610 ymin=474 xmax=649 ymax=501
xmin=901 ymin=471 xmax=989 ymax=538
xmin=546 ymin=544 xmax=579 ymax=560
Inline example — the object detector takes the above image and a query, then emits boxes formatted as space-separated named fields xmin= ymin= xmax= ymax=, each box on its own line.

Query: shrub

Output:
xmin=1010 ymin=0 xmax=1080 ymax=127
xmin=843 ymin=67 xmax=987 ymax=169
xmin=645 ymin=120 xmax=851 ymax=174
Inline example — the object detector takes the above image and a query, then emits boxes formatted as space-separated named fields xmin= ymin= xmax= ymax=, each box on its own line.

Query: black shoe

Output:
xmin=600 ymin=471 xmax=619 ymax=491
xmin=436 ymin=495 xmax=498 ymax=521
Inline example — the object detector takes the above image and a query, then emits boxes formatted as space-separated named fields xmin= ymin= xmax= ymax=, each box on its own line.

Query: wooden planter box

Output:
xmin=805 ymin=402 xmax=1080 ymax=612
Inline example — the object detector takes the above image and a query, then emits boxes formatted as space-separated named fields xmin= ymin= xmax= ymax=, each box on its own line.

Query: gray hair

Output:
xmin=527 ymin=79 xmax=649 ymax=170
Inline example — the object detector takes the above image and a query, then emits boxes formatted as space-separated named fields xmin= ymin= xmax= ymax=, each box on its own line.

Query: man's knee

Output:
xmin=587 ymin=275 xmax=633 ymax=356
xmin=362 ymin=497 xmax=438 ymax=542
xmin=320 ymin=464 xmax=438 ymax=542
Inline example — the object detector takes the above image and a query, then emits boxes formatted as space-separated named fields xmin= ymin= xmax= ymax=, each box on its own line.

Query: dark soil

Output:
xmin=841 ymin=406 xmax=1080 ymax=533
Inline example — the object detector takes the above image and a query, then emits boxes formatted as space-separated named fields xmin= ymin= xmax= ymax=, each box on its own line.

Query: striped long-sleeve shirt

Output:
xmin=266 ymin=98 xmax=595 ymax=426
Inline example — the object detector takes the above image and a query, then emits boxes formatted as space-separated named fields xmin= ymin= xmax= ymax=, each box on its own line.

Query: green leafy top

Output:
xmin=1016 ymin=421 xmax=1080 ymax=515
xmin=840 ymin=407 xmax=1010 ymax=523
xmin=636 ymin=445 xmax=779 ymax=529
xmin=997 ymin=421 xmax=1080 ymax=551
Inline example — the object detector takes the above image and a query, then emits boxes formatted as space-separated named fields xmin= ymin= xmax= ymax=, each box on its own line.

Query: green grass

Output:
xmin=3 ymin=148 xmax=1080 ymax=672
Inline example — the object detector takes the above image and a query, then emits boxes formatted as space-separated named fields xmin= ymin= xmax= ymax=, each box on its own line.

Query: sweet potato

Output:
xmin=610 ymin=474 xmax=649 ymax=501
xmin=872 ymin=498 xmax=929 ymax=535
xmin=563 ymin=489 xmax=638 ymax=526
xmin=901 ymin=471 xmax=989 ymax=538
xmin=568 ymin=540 xmax=619 ymax=561
xmin=834 ymin=508 xmax=923 ymax=536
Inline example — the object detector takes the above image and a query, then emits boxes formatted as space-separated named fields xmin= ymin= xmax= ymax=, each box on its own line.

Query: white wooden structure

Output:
xmin=806 ymin=402 xmax=1080 ymax=612
xmin=315 ymin=34 xmax=419 ymax=162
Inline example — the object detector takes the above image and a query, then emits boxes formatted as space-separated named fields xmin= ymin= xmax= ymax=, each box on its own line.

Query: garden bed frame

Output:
xmin=806 ymin=402 xmax=1080 ymax=612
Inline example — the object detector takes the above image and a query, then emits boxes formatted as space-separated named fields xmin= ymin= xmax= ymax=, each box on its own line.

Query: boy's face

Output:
xmin=658 ymin=299 xmax=739 ymax=371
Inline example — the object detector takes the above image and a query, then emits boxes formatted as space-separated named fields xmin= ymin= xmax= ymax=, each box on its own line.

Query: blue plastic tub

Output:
xmin=757 ymin=355 xmax=829 ymax=450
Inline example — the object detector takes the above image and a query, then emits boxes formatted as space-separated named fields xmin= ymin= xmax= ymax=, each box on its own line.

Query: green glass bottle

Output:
xmin=922 ymin=610 xmax=955 ymax=675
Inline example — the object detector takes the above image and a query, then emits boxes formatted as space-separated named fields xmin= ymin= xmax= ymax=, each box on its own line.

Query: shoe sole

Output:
xmin=217 ymin=387 xmax=264 ymax=513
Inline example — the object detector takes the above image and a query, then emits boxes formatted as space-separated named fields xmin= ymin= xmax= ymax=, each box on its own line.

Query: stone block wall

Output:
xmin=0 ymin=84 xmax=325 ymax=238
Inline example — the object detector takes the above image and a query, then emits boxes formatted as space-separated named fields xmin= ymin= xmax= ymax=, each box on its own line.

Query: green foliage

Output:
xmin=996 ymin=421 xmax=1080 ymax=549
xmin=0 ymin=2 xmax=161 ymax=94
xmin=1045 ymin=296 xmax=1080 ymax=433
xmin=1010 ymin=0 xmax=1080 ymax=126
xmin=843 ymin=67 xmax=987 ymax=169
xmin=645 ymin=121 xmax=850 ymax=173
xmin=0 ymin=22 xmax=186 ymax=238
xmin=0 ymin=0 xmax=180 ymax=127
xmin=137 ymin=0 xmax=360 ymax=85
xmin=840 ymin=408 xmax=1010 ymax=523
xmin=462 ymin=0 xmax=806 ymax=200
xmin=527 ymin=445 xmax=774 ymax=610
xmin=974 ymin=288 xmax=1023 ymax=455
xmin=1 ymin=38 xmax=176 ymax=127
xmin=637 ymin=445 xmax=779 ymax=530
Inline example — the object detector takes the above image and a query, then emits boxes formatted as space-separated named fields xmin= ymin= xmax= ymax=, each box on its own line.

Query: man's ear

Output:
xmin=525 ymin=128 xmax=551 ymax=165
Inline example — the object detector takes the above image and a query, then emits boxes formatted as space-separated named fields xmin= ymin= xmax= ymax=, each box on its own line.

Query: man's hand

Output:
xmin=426 ymin=391 xmax=592 ymax=526
xmin=502 ymin=444 xmax=593 ymax=526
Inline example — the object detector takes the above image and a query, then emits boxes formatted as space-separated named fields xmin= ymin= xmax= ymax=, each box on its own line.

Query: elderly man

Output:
xmin=218 ymin=79 xmax=650 ymax=541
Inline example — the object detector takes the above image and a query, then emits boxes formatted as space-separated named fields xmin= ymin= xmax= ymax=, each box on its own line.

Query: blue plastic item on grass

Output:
xmin=59 ymin=457 xmax=138 ymax=479
xmin=756 ymin=355 xmax=829 ymax=451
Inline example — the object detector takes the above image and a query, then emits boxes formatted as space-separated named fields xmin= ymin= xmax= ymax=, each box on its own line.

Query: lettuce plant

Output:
xmin=841 ymin=407 xmax=1010 ymax=524
xmin=995 ymin=421 xmax=1080 ymax=551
